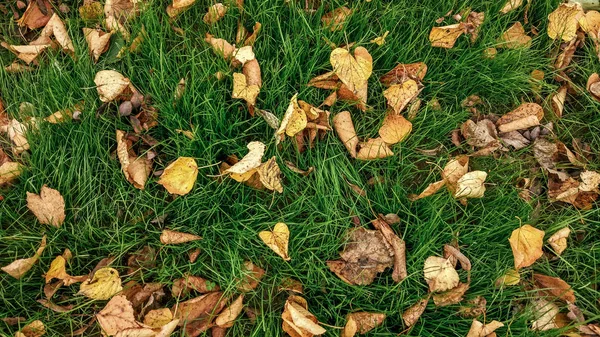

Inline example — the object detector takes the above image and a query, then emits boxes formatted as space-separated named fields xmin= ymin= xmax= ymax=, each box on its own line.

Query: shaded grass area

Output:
xmin=1 ymin=0 xmax=600 ymax=336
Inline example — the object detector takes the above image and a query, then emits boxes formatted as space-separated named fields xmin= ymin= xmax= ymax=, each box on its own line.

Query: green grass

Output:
xmin=1 ymin=0 xmax=600 ymax=336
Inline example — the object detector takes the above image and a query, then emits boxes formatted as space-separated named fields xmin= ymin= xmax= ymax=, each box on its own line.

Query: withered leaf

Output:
xmin=500 ymin=22 xmax=532 ymax=49
xmin=429 ymin=23 xmax=466 ymax=49
xmin=330 ymin=47 xmax=372 ymax=107
xmin=466 ymin=319 xmax=504 ymax=337
xmin=17 ymin=0 xmax=52 ymax=29
xmin=172 ymin=275 xmax=219 ymax=297
xmin=402 ymin=297 xmax=429 ymax=327
xmin=341 ymin=312 xmax=385 ymax=337
xmin=500 ymin=0 xmax=523 ymax=14
xmin=96 ymin=71 xmax=131 ymax=103
xmin=232 ymin=73 xmax=260 ymax=106
xmin=380 ymin=62 xmax=427 ymax=87
xmin=97 ymin=295 xmax=145 ymax=336
xmin=432 ymin=282 xmax=469 ymax=307
xmin=547 ymin=2 xmax=584 ymax=42
xmin=383 ymin=80 xmax=420 ymax=115
xmin=424 ymin=256 xmax=459 ymax=292
xmin=533 ymin=273 xmax=576 ymax=303
xmin=378 ymin=113 xmax=412 ymax=145
xmin=83 ymin=28 xmax=112 ymax=63
xmin=259 ymin=222 xmax=290 ymax=260
xmin=282 ymin=295 xmax=326 ymax=337
xmin=215 ymin=295 xmax=244 ymax=328
xmin=172 ymin=291 xmax=226 ymax=325
xmin=160 ymin=229 xmax=201 ymax=245
xmin=509 ymin=225 xmax=545 ymax=269
xmin=321 ymin=6 xmax=352 ymax=32
xmin=356 ymin=138 xmax=394 ymax=160
xmin=26 ymin=185 xmax=65 ymax=227
xmin=333 ymin=111 xmax=358 ymax=158
xmin=547 ymin=227 xmax=570 ymax=256
xmin=16 ymin=320 xmax=46 ymax=337
xmin=531 ymin=299 xmax=559 ymax=331
xmin=496 ymin=103 xmax=543 ymax=132
xmin=203 ymin=3 xmax=227 ymax=25
xmin=237 ymin=261 xmax=265 ymax=292
xmin=1 ymin=235 xmax=46 ymax=279
xmin=78 ymin=267 xmax=122 ymax=300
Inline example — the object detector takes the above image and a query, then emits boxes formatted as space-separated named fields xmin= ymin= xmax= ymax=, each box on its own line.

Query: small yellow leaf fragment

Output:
xmin=157 ymin=157 xmax=198 ymax=196
xmin=495 ymin=268 xmax=520 ymax=287
xmin=500 ymin=0 xmax=523 ymax=14
xmin=259 ymin=222 xmax=290 ymax=261
xmin=370 ymin=31 xmax=389 ymax=46
xmin=429 ymin=23 xmax=465 ymax=49
xmin=508 ymin=225 xmax=545 ymax=269
xmin=232 ymin=72 xmax=260 ymax=106
xmin=547 ymin=227 xmax=571 ymax=256
xmin=78 ymin=267 xmax=123 ymax=300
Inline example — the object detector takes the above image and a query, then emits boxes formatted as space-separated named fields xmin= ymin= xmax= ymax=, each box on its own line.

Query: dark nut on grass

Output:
xmin=119 ymin=101 xmax=133 ymax=116
xmin=130 ymin=92 xmax=143 ymax=109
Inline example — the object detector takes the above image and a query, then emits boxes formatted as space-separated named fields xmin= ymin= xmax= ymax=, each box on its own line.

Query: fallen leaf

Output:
xmin=533 ymin=274 xmax=576 ymax=303
xmin=215 ymin=295 xmax=244 ymax=328
xmin=465 ymin=11 xmax=485 ymax=43
xmin=97 ymin=295 xmax=145 ymax=336
xmin=341 ymin=312 xmax=385 ymax=337
xmin=496 ymin=103 xmax=543 ymax=132
xmin=370 ymin=31 xmax=389 ymax=46
xmin=78 ymin=267 xmax=123 ymax=300
xmin=26 ymin=185 xmax=65 ymax=227
xmin=142 ymin=308 xmax=173 ymax=328
xmin=204 ymin=33 xmax=235 ymax=59
xmin=547 ymin=2 xmax=583 ymax=42
xmin=500 ymin=22 xmax=532 ymax=49
xmin=429 ymin=23 xmax=466 ymax=49
xmin=371 ymin=216 xmax=407 ymax=282
xmin=454 ymin=171 xmax=487 ymax=199
xmin=116 ymin=130 xmax=151 ymax=190
xmin=500 ymin=0 xmax=523 ymax=14
xmin=442 ymin=156 xmax=469 ymax=193
xmin=509 ymin=225 xmax=545 ymax=269
xmin=203 ymin=3 xmax=227 ymax=25
xmin=383 ymin=80 xmax=420 ymax=115
xmin=37 ymin=299 xmax=73 ymax=313
xmin=44 ymin=254 xmax=87 ymax=285
xmin=172 ymin=275 xmax=218 ymax=297
xmin=547 ymin=227 xmax=570 ymax=256
xmin=380 ymin=62 xmax=427 ymax=87
xmin=356 ymin=138 xmax=394 ymax=160
xmin=499 ymin=131 xmax=530 ymax=150
xmin=466 ymin=319 xmax=504 ymax=337
xmin=551 ymin=86 xmax=567 ymax=118
xmin=408 ymin=180 xmax=446 ymax=201
xmin=459 ymin=296 xmax=487 ymax=318
xmin=277 ymin=94 xmax=308 ymax=138
xmin=279 ymin=278 xmax=303 ymax=294
xmin=172 ymin=291 xmax=226 ymax=325
xmin=461 ymin=119 xmax=498 ymax=148
xmin=432 ymin=282 xmax=470 ymax=307
xmin=237 ymin=261 xmax=265 ymax=292
xmin=330 ymin=47 xmax=372 ymax=107
xmin=95 ymin=70 xmax=131 ymax=103
xmin=495 ymin=269 xmax=520 ymax=287
xmin=586 ymin=73 xmax=600 ymax=102
xmin=333 ymin=111 xmax=358 ymax=158
xmin=402 ymin=297 xmax=429 ymax=327
xmin=243 ymin=59 xmax=262 ymax=88
xmin=35 ymin=14 xmax=75 ymax=56
xmin=257 ymin=156 xmax=283 ymax=193
xmin=321 ymin=6 xmax=352 ymax=31
xmin=259 ymin=222 xmax=290 ymax=261
xmin=1 ymin=43 xmax=50 ymax=65
xmin=232 ymin=72 xmax=260 ymax=106
xmin=160 ymin=229 xmax=201 ymax=244
xmin=1 ymin=235 xmax=46 ymax=279
xmin=157 ymin=157 xmax=198 ymax=196
xmin=232 ymin=45 xmax=255 ymax=66
xmin=16 ymin=320 xmax=46 ymax=337
xmin=223 ymin=141 xmax=265 ymax=176
xmin=282 ymin=295 xmax=326 ymax=337
xmin=0 ymin=162 xmax=24 ymax=185
xmin=531 ymin=299 xmax=559 ymax=331
xmin=378 ymin=113 xmax=412 ymax=145
xmin=83 ymin=28 xmax=112 ymax=63
xmin=424 ymin=256 xmax=460 ymax=292
xmin=17 ymin=0 xmax=52 ymax=29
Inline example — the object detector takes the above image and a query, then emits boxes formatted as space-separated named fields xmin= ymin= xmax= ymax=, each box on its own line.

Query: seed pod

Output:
xmin=119 ymin=101 xmax=133 ymax=116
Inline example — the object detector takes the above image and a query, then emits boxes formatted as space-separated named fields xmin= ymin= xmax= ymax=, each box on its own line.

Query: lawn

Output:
xmin=1 ymin=0 xmax=600 ymax=336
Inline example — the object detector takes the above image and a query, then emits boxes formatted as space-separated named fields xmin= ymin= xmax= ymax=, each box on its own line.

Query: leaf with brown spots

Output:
xmin=429 ymin=23 xmax=466 ymax=49
xmin=26 ymin=185 xmax=65 ymax=227
xmin=341 ymin=312 xmax=385 ymax=337
xmin=160 ymin=229 xmax=201 ymax=245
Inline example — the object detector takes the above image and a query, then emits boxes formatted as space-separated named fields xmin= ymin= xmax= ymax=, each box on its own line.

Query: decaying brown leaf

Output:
xmin=78 ymin=267 xmax=123 ymax=300
xmin=203 ymin=3 xmax=227 ymax=25
xmin=500 ymin=22 xmax=532 ymax=49
xmin=466 ymin=319 xmax=504 ymax=337
xmin=432 ymin=282 xmax=470 ymax=307
xmin=380 ymin=62 xmax=427 ymax=87
xmin=496 ymin=103 xmax=544 ymax=132
xmin=321 ymin=6 xmax=352 ymax=32
xmin=459 ymin=296 xmax=487 ymax=318
xmin=402 ymin=297 xmax=429 ymax=327
xmin=1 ymin=235 xmax=46 ymax=279
xmin=215 ymin=295 xmax=244 ymax=328
xmin=547 ymin=227 xmax=570 ymax=255
xmin=429 ymin=23 xmax=466 ymax=49
xmin=341 ymin=312 xmax=385 ymax=337
xmin=116 ymin=130 xmax=152 ymax=190
xmin=26 ymin=185 xmax=65 ymax=227
xmin=509 ymin=224 xmax=545 ymax=269
xmin=17 ymin=0 xmax=53 ymax=29
xmin=173 ymin=291 xmax=226 ymax=326
xmin=461 ymin=119 xmax=498 ymax=148
xmin=533 ymin=273 xmax=576 ymax=303
xmin=259 ymin=222 xmax=290 ymax=260
xmin=547 ymin=2 xmax=584 ymax=42
xmin=282 ymin=295 xmax=326 ymax=337
xmin=157 ymin=157 xmax=198 ymax=196
xmin=333 ymin=111 xmax=358 ymax=158
xmin=551 ymin=85 xmax=567 ymax=118
xmin=383 ymin=80 xmax=421 ymax=115
xmin=172 ymin=275 xmax=219 ymax=297
xmin=371 ymin=216 xmax=407 ymax=282
xmin=97 ymin=295 xmax=145 ymax=335
xmin=16 ymin=320 xmax=46 ymax=337
xmin=160 ymin=229 xmax=202 ymax=244
xmin=237 ymin=261 xmax=265 ymax=292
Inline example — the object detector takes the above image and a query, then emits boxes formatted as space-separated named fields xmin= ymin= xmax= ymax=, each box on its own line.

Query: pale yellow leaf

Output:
xmin=500 ymin=22 xmax=532 ymax=49
xmin=95 ymin=70 xmax=131 ymax=102
xmin=83 ymin=28 xmax=112 ymax=63
xmin=356 ymin=138 xmax=394 ymax=160
xmin=1 ymin=235 xmax=46 ymax=279
xmin=378 ymin=113 xmax=412 ymax=145
xmin=383 ymin=80 xmax=420 ymax=114
xmin=78 ymin=267 xmax=123 ymax=300
xmin=160 ymin=229 xmax=201 ymax=244
xmin=547 ymin=2 xmax=584 ymax=42
xmin=454 ymin=171 xmax=487 ymax=199
xmin=509 ymin=225 xmax=545 ymax=269
xmin=26 ymin=185 xmax=65 ymax=228
xmin=215 ymin=295 xmax=244 ymax=328
xmin=330 ymin=47 xmax=372 ymax=105
xmin=0 ymin=162 xmax=24 ymax=185
xmin=157 ymin=157 xmax=198 ymax=196
xmin=257 ymin=156 xmax=283 ymax=193
xmin=259 ymin=222 xmax=290 ymax=261
xmin=223 ymin=141 xmax=265 ymax=175
xmin=547 ymin=227 xmax=570 ymax=256
xmin=429 ymin=23 xmax=465 ymax=49
xmin=277 ymin=93 xmax=307 ymax=138
xmin=423 ymin=256 xmax=459 ymax=292
xmin=232 ymin=73 xmax=260 ymax=106
xmin=143 ymin=308 xmax=173 ymax=328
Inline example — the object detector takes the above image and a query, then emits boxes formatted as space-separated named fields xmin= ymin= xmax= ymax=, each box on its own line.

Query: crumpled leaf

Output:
xmin=500 ymin=22 xmax=532 ymax=49
xmin=321 ymin=6 xmax=352 ymax=32
xmin=371 ymin=215 xmax=407 ymax=282
xmin=551 ymin=86 xmax=567 ymax=118
xmin=454 ymin=171 xmax=487 ymax=199
xmin=496 ymin=103 xmax=544 ymax=132
xmin=237 ymin=261 xmax=265 ymax=292
xmin=383 ymin=79 xmax=420 ymax=114
xmin=96 ymin=71 xmax=131 ymax=103
xmin=548 ymin=2 xmax=584 ymax=42
xmin=5 ymin=118 xmax=32 ymax=154
xmin=16 ymin=320 xmax=46 ymax=337
xmin=547 ymin=170 xmax=599 ymax=209
xmin=172 ymin=291 xmax=226 ymax=326
xmin=17 ymin=0 xmax=52 ymax=29
xmin=203 ymin=3 xmax=227 ymax=25
xmin=204 ymin=33 xmax=235 ymax=59
xmin=531 ymin=299 xmax=559 ymax=331
xmin=410 ymin=156 xmax=475 ymax=201
xmin=402 ymin=297 xmax=429 ymax=327
xmin=380 ymin=62 xmax=427 ymax=87
xmin=461 ymin=119 xmax=498 ymax=148
xmin=327 ymin=227 xmax=394 ymax=285
xmin=499 ymin=131 xmax=530 ymax=150
xmin=1 ymin=43 xmax=50 ymax=65
xmin=330 ymin=47 xmax=372 ymax=108
xmin=78 ymin=267 xmax=123 ymax=300
xmin=370 ymin=31 xmax=389 ymax=46
xmin=1 ymin=235 xmax=46 ymax=279
xmin=341 ymin=312 xmax=385 ymax=337
xmin=509 ymin=225 xmax=545 ymax=270
xmin=215 ymin=295 xmax=244 ymax=328
xmin=160 ymin=229 xmax=201 ymax=244
xmin=423 ymin=256 xmax=459 ymax=292
xmin=432 ymin=282 xmax=470 ymax=307
xmin=116 ymin=130 xmax=152 ymax=190
xmin=442 ymin=156 xmax=469 ymax=193
xmin=223 ymin=141 xmax=265 ymax=176
xmin=333 ymin=111 xmax=358 ymax=158
xmin=500 ymin=0 xmax=523 ymax=14
xmin=277 ymin=94 xmax=307 ymax=138
xmin=157 ymin=157 xmax=198 ymax=196
xmin=356 ymin=138 xmax=394 ymax=160
xmin=44 ymin=254 xmax=87 ymax=286
xmin=97 ymin=295 xmax=145 ymax=336
xmin=466 ymin=319 xmax=504 ymax=337
xmin=533 ymin=274 xmax=576 ymax=303
xmin=232 ymin=45 xmax=255 ymax=67
xmin=26 ymin=185 xmax=66 ymax=227
xmin=172 ymin=275 xmax=219 ymax=297
xmin=547 ymin=227 xmax=570 ymax=256
xmin=232 ymin=72 xmax=260 ymax=106
xmin=257 ymin=156 xmax=283 ymax=193
xmin=282 ymin=295 xmax=326 ymax=337
xmin=378 ymin=113 xmax=412 ymax=145
xmin=429 ymin=23 xmax=466 ymax=49
xmin=83 ymin=28 xmax=112 ymax=63
xmin=34 ymin=14 xmax=75 ymax=56
xmin=586 ymin=72 xmax=600 ymax=102
xmin=259 ymin=222 xmax=290 ymax=261
xmin=143 ymin=308 xmax=173 ymax=328
xmin=495 ymin=268 xmax=520 ymax=287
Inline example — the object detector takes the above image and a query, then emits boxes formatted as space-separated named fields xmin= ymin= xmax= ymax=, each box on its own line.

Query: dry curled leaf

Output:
xmin=277 ymin=94 xmax=308 ymax=138
xmin=173 ymin=291 xmax=226 ymax=326
xmin=402 ymin=297 xmax=429 ymax=327
xmin=371 ymin=216 xmax=407 ymax=282
xmin=500 ymin=22 xmax=532 ymax=49
xmin=45 ymin=255 xmax=87 ymax=286
xmin=509 ymin=225 xmax=545 ymax=270
xmin=116 ymin=130 xmax=151 ymax=190
xmin=257 ymin=157 xmax=283 ymax=193
xmin=321 ymin=6 xmax=352 ymax=32
xmin=172 ymin=275 xmax=219 ymax=297
xmin=97 ymin=295 xmax=145 ymax=336
xmin=78 ymin=267 xmax=122 ymax=300
xmin=259 ymin=222 xmax=290 ymax=260
xmin=282 ymin=295 xmax=326 ymax=337
xmin=237 ymin=261 xmax=264 ymax=292
xmin=26 ymin=185 xmax=65 ymax=227
xmin=461 ymin=119 xmax=498 ymax=148
xmin=1 ymin=235 xmax=46 ymax=279
xmin=232 ymin=72 xmax=260 ymax=106
xmin=383 ymin=79 xmax=420 ymax=115
xmin=157 ymin=157 xmax=198 ymax=196
xmin=341 ymin=312 xmax=385 ymax=337
xmin=223 ymin=141 xmax=265 ymax=176
xmin=35 ymin=14 xmax=75 ymax=56
xmin=551 ymin=86 xmax=567 ymax=118
xmin=204 ymin=33 xmax=235 ymax=59
xmin=160 ymin=229 xmax=201 ymax=244
xmin=203 ymin=3 xmax=227 ymax=25
xmin=429 ymin=23 xmax=466 ymax=49
xmin=466 ymin=319 xmax=504 ymax=337
xmin=380 ymin=62 xmax=427 ymax=87
xmin=531 ymin=299 xmax=559 ymax=331
xmin=1 ymin=43 xmax=50 ymax=65
xmin=586 ymin=72 xmax=600 ymax=102
xmin=333 ymin=111 xmax=358 ymax=158
xmin=215 ymin=295 xmax=244 ymax=328
xmin=547 ymin=227 xmax=570 ymax=256
xmin=454 ymin=171 xmax=487 ymax=199
xmin=356 ymin=138 xmax=394 ymax=160
xmin=533 ymin=274 xmax=576 ymax=303
xmin=424 ymin=256 xmax=459 ymax=292
xmin=17 ymin=0 xmax=53 ymax=29
xmin=547 ymin=2 xmax=584 ymax=42
xmin=83 ymin=28 xmax=112 ymax=63
xmin=432 ymin=282 xmax=470 ymax=307
xmin=496 ymin=103 xmax=543 ymax=132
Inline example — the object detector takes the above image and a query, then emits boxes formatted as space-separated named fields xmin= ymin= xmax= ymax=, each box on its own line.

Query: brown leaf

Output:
xmin=279 ymin=278 xmax=303 ymax=294
xmin=188 ymin=248 xmax=201 ymax=263
xmin=126 ymin=245 xmax=156 ymax=276
xmin=97 ymin=295 xmax=146 ymax=335
xmin=443 ymin=245 xmax=471 ymax=271
xmin=499 ymin=131 xmax=530 ymax=150
xmin=509 ymin=225 xmax=545 ymax=269
xmin=215 ymin=295 xmax=244 ymax=328
xmin=16 ymin=320 xmax=46 ymax=337
xmin=282 ymin=295 xmax=326 ymax=337
xmin=34 ymin=14 xmax=75 ymax=56
xmin=371 ymin=216 xmax=407 ymax=282
xmin=496 ymin=103 xmax=543 ymax=132
xmin=341 ymin=312 xmax=385 ymax=337
xmin=550 ymin=86 xmax=567 ymax=118
xmin=333 ymin=111 xmax=358 ymax=158
xmin=116 ymin=130 xmax=152 ymax=190
xmin=408 ymin=180 xmax=446 ymax=201
xmin=459 ymin=296 xmax=487 ymax=318
xmin=172 ymin=275 xmax=218 ymax=297
xmin=466 ymin=319 xmax=504 ymax=337
xmin=173 ymin=292 xmax=226 ymax=325
xmin=402 ymin=297 xmax=429 ymax=327
xmin=243 ymin=59 xmax=262 ymax=88
xmin=461 ymin=119 xmax=498 ymax=148
xmin=499 ymin=22 xmax=532 ymax=49
xmin=160 ymin=229 xmax=202 ymax=245
xmin=356 ymin=138 xmax=394 ymax=160
xmin=17 ymin=0 xmax=52 ymax=29
xmin=432 ymin=282 xmax=469 ymax=307
xmin=26 ymin=186 xmax=65 ymax=227
xmin=547 ymin=227 xmax=570 ymax=256
xmin=203 ymin=3 xmax=227 ymax=25
xmin=586 ymin=72 xmax=600 ymax=102
xmin=321 ymin=6 xmax=352 ymax=31
xmin=37 ymin=299 xmax=73 ymax=313
xmin=380 ymin=62 xmax=427 ymax=87
xmin=1 ymin=235 xmax=46 ymax=279
xmin=429 ymin=23 xmax=466 ymax=49
xmin=533 ymin=274 xmax=576 ymax=303
xmin=237 ymin=261 xmax=265 ymax=292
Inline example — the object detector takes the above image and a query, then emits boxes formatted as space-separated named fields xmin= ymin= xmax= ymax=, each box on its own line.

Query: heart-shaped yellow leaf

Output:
xmin=78 ymin=267 xmax=123 ymax=300
xmin=548 ymin=2 xmax=584 ymax=42
xmin=383 ymin=79 xmax=420 ymax=114
xmin=259 ymin=222 xmax=290 ymax=261
xmin=232 ymin=72 xmax=260 ymax=106
xmin=330 ymin=47 xmax=372 ymax=105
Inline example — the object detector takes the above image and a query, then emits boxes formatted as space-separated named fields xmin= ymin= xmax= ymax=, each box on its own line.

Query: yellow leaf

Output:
xmin=500 ymin=22 xmax=532 ymax=49
xmin=408 ymin=180 xmax=446 ymax=201
xmin=160 ymin=229 xmax=202 ymax=244
xmin=383 ymin=79 xmax=420 ymax=114
xmin=500 ymin=0 xmax=523 ymax=14
xmin=232 ymin=72 xmax=260 ymax=106
xmin=378 ymin=113 xmax=412 ymax=145
xmin=356 ymin=138 xmax=394 ymax=160
xmin=157 ymin=157 xmax=198 ymax=196
xmin=224 ymin=141 xmax=265 ymax=175
xmin=78 ymin=267 xmax=123 ymax=300
xmin=26 ymin=185 xmax=65 ymax=228
xmin=547 ymin=227 xmax=570 ymax=256
xmin=143 ymin=308 xmax=173 ymax=328
xmin=454 ymin=171 xmax=487 ymax=199
xmin=95 ymin=71 xmax=131 ymax=103
xmin=259 ymin=222 xmax=290 ymax=261
xmin=548 ymin=2 xmax=584 ymax=42
xmin=442 ymin=156 xmax=469 ymax=193
xmin=508 ymin=225 xmax=545 ymax=269
xmin=423 ymin=256 xmax=459 ymax=292
xmin=215 ymin=295 xmax=244 ymax=328
xmin=0 ymin=162 xmax=24 ymax=185
xmin=257 ymin=156 xmax=283 ymax=193
xmin=321 ymin=6 xmax=352 ymax=32
xmin=495 ymin=268 xmax=520 ymax=287
xmin=370 ymin=31 xmax=389 ymax=46
xmin=466 ymin=319 xmax=504 ymax=337
xmin=1 ymin=235 xmax=46 ymax=279
xmin=429 ymin=23 xmax=465 ymax=49
xmin=579 ymin=10 xmax=600 ymax=36
xmin=282 ymin=296 xmax=326 ymax=336
xmin=17 ymin=320 xmax=46 ymax=337
xmin=1 ymin=43 xmax=50 ymax=65
xmin=277 ymin=94 xmax=307 ymax=138
xmin=330 ymin=47 xmax=372 ymax=106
